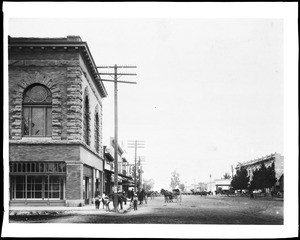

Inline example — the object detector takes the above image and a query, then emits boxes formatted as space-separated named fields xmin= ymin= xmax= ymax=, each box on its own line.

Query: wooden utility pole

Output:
xmin=138 ymin=156 xmax=146 ymax=191
xmin=128 ymin=140 xmax=145 ymax=193
xmin=97 ymin=65 xmax=137 ymax=211
xmin=209 ymin=174 xmax=212 ymax=192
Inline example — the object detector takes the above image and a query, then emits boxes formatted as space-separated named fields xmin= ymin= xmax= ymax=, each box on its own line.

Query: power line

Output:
xmin=97 ymin=64 xmax=137 ymax=211
xmin=128 ymin=140 xmax=145 ymax=192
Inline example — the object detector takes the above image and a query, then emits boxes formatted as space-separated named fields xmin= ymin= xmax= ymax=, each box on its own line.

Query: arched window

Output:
xmin=83 ymin=95 xmax=90 ymax=145
xmin=94 ymin=112 xmax=100 ymax=153
xmin=23 ymin=84 xmax=52 ymax=137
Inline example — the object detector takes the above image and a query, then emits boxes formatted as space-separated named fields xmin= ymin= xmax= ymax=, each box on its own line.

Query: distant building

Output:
xmin=235 ymin=152 xmax=284 ymax=192
xmin=103 ymin=138 xmax=134 ymax=195
xmin=211 ymin=179 xmax=232 ymax=193
xmin=196 ymin=182 xmax=207 ymax=192
xmin=8 ymin=36 xmax=107 ymax=207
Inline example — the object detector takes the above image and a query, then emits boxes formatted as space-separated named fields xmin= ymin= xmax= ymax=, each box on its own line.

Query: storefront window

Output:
xmin=15 ymin=176 xmax=25 ymax=199
xmin=45 ymin=176 xmax=64 ymax=199
xmin=27 ymin=176 xmax=43 ymax=199
xmin=9 ymin=162 xmax=66 ymax=201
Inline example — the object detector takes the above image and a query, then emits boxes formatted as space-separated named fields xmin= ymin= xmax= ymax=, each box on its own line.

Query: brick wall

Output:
xmin=9 ymin=51 xmax=79 ymax=140
xmin=9 ymin=143 xmax=80 ymax=162
xmin=8 ymin=41 xmax=105 ymax=206
xmin=9 ymin=49 xmax=104 ymax=156
xmin=66 ymin=163 xmax=83 ymax=206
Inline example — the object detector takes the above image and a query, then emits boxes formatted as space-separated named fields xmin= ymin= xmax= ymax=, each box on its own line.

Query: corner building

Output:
xmin=8 ymin=36 xmax=107 ymax=207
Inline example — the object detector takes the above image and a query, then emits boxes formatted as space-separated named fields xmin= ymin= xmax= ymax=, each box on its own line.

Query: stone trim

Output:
xmin=66 ymin=65 xmax=83 ymax=141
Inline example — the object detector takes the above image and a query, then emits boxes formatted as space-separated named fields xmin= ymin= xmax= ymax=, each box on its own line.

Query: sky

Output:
xmin=6 ymin=11 xmax=285 ymax=192
xmin=3 ymin=2 xmax=298 ymax=238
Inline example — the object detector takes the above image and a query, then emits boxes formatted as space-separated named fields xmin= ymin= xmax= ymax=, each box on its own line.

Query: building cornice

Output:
xmin=8 ymin=36 xmax=107 ymax=98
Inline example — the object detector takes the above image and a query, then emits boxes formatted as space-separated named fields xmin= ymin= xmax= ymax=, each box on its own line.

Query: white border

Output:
xmin=2 ymin=2 xmax=298 ymax=238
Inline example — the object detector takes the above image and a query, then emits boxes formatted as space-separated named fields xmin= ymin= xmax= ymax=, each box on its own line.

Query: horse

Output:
xmin=161 ymin=189 xmax=173 ymax=203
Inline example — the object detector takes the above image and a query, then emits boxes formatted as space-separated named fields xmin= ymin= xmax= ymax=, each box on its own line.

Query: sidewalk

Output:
xmin=9 ymin=200 xmax=133 ymax=216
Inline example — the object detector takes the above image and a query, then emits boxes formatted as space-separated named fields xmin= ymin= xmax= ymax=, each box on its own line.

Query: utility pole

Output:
xmin=97 ymin=65 xmax=137 ymax=212
xmin=209 ymin=174 xmax=212 ymax=192
xmin=138 ymin=156 xmax=146 ymax=191
xmin=128 ymin=140 xmax=145 ymax=193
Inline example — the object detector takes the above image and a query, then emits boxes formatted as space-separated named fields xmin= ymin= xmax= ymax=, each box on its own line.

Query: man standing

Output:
xmin=144 ymin=190 xmax=148 ymax=204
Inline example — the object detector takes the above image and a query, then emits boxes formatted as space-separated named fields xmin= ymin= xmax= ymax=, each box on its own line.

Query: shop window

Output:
xmin=22 ymin=84 xmax=52 ymax=137
xmin=27 ymin=176 xmax=43 ymax=199
xmin=15 ymin=176 xmax=25 ymax=199
xmin=45 ymin=176 xmax=64 ymax=199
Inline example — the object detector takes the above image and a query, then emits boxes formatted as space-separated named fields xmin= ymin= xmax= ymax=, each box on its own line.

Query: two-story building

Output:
xmin=103 ymin=138 xmax=134 ymax=196
xmin=8 ymin=36 xmax=107 ymax=207
xmin=235 ymin=152 xmax=284 ymax=192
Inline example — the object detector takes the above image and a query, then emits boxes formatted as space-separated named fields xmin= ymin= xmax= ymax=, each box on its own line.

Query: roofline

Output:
xmin=8 ymin=36 xmax=108 ymax=98
xmin=236 ymin=152 xmax=282 ymax=168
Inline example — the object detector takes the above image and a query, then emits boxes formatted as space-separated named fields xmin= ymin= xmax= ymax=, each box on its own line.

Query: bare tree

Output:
xmin=143 ymin=178 xmax=155 ymax=192
xmin=170 ymin=170 xmax=181 ymax=189
xmin=178 ymin=183 xmax=185 ymax=192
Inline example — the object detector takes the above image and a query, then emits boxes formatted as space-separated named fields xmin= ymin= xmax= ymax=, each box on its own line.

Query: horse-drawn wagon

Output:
xmin=161 ymin=188 xmax=182 ymax=203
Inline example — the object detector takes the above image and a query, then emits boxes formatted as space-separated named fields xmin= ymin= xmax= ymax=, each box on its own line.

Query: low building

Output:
xmin=213 ymin=179 xmax=232 ymax=193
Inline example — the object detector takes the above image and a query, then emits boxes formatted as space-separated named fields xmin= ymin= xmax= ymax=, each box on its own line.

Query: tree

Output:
xmin=231 ymin=168 xmax=249 ymax=190
xmin=223 ymin=172 xmax=231 ymax=179
xmin=178 ymin=183 xmax=185 ymax=192
xmin=265 ymin=163 xmax=277 ymax=189
xmin=170 ymin=170 xmax=180 ymax=189
xmin=249 ymin=162 xmax=277 ymax=191
xmin=143 ymin=178 xmax=155 ymax=192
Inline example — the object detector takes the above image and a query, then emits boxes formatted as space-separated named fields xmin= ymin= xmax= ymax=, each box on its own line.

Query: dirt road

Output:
xmin=10 ymin=195 xmax=283 ymax=224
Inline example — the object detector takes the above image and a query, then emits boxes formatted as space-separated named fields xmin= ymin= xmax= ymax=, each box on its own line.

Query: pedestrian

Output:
xmin=139 ymin=189 xmax=145 ymax=204
xmin=103 ymin=193 xmax=111 ymax=212
xmin=144 ymin=190 xmax=148 ymax=204
xmin=101 ymin=192 xmax=106 ymax=209
xmin=95 ymin=194 xmax=100 ymax=209
xmin=130 ymin=189 xmax=134 ymax=202
xmin=137 ymin=190 xmax=142 ymax=205
xmin=133 ymin=194 xmax=138 ymax=211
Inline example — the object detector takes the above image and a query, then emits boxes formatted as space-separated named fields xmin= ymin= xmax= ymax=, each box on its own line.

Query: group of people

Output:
xmin=128 ymin=189 xmax=148 ymax=211
xmin=94 ymin=193 xmax=112 ymax=212
xmin=94 ymin=189 xmax=149 ymax=212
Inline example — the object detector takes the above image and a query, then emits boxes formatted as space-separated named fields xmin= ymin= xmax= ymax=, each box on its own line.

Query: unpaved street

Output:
xmin=10 ymin=195 xmax=283 ymax=224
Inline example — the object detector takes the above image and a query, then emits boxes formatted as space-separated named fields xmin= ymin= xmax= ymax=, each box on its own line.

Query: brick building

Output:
xmin=235 ymin=152 xmax=284 ymax=192
xmin=8 ymin=36 xmax=107 ymax=207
